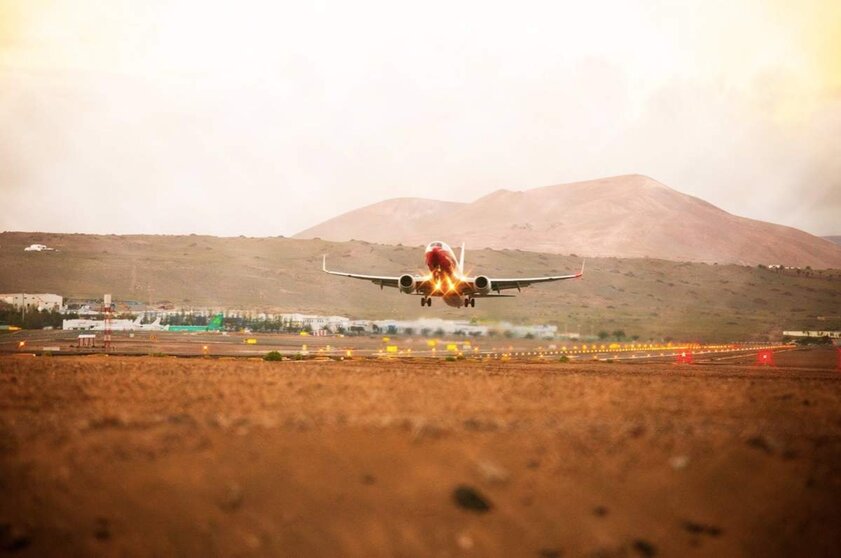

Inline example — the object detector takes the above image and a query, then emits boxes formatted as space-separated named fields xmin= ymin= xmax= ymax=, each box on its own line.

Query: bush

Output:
xmin=263 ymin=351 xmax=283 ymax=361
xmin=558 ymin=355 xmax=570 ymax=363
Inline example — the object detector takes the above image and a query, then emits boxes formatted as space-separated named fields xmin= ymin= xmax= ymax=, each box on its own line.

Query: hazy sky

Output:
xmin=1 ymin=0 xmax=839 ymax=236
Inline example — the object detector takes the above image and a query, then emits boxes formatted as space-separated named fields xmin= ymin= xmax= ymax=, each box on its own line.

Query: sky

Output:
xmin=1 ymin=0 xmax=840 ymax=237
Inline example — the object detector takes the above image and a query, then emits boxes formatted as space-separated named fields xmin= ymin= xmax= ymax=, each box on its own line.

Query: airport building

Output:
xmin=0 ymin=293 xmax=64 ymax=312
xmin=23 ymin=244 xmax=54 ymax=252
xmin=280 ymin=313 xmax=351 ymax=332
xmin=783 ymin=330 xmax=841 ymax=339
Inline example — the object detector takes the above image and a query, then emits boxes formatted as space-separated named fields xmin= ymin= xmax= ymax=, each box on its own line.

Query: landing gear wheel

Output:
xmin=464 ymin=297 xmax=470 ymax=307
xmin=470 ymin=298 xmax=475 ymax=308
xmin=426 ymin=297 xmax=432 ymax=307
xmin=421 ymin=297 xmax=427 ymax=307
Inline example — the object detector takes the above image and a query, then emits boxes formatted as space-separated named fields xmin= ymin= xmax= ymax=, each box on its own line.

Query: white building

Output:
xmin=24 ymin=244 xmax=54 ymax=252
xmin=280 ymin=313 xmax=351 ymax=332
xmin=370 ymin=318 xmax=489 ymax=337
xmin=783 ymin=330 xmax=840 ymax=339
xmin=0 ymin=293 xmax=63 ymax=312
xmin=62 ymin=316 xmax=160 ymax=331
xmin=502 ymin=323 xmax=558 ymax=339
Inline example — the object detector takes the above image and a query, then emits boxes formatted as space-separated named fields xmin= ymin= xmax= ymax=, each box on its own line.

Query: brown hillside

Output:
xmin=1 ymin=232 xmax=839 ymax=342
xmin=295 ymin=175 xmax=841 ymax=268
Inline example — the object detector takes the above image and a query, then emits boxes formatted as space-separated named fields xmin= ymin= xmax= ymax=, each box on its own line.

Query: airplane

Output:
xmin=166 ymin=313 xmax=224 ymax=332
xmin=322 ymin=241 xmax=583 ymax=308
xmin=135 ymin=317 xmax=164 ymax=331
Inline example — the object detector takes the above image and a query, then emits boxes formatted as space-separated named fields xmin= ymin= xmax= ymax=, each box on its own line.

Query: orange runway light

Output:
xmin=676 ymin=351 xmax=693 ymax=364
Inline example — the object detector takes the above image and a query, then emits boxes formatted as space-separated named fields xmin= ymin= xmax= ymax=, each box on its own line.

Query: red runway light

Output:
xmin=676 ymin=351 xmax=693 ymax=364
xmin=756 ymin=350 xmax=775 ymax=366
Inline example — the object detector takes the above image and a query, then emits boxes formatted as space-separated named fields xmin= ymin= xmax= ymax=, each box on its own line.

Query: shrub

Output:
xmin=558 ymin=355 xmax=570 ymax=363
xmin=263 ymin=351 xmax=283 ymax=361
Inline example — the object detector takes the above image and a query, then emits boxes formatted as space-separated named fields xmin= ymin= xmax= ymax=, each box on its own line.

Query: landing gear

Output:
xmin=421 ymin=296 xmax=432 ymax=307
xmin=464 ymin=297 xmax=475 ymax=308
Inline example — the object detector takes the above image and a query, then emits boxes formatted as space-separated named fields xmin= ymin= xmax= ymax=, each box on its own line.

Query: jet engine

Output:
xmin=399 ymin=274 xmax=416 ymax=294
xmin=473 ymin=275 xmax=492 ymax=295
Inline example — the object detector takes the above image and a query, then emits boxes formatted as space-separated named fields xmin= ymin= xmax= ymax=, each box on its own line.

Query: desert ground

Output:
xmin=1 ymin=349 xmax=840 ymax=557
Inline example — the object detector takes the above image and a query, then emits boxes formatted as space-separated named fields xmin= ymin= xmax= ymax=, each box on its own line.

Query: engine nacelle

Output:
xmin=473 ymin=275 xmax=492 ymax=295
xmin=399 ymin=274 xmax=416 ymax=294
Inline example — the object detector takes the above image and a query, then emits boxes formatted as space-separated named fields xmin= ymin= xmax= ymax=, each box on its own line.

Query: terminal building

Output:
xmin=783 ymin=330 xmax=840 ymax=339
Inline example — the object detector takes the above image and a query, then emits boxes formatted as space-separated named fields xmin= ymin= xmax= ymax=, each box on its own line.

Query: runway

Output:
xmin=0 ymin=329 xmax=801 ymax=365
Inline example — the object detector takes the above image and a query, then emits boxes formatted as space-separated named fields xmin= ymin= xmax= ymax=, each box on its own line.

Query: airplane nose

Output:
xmin=425 ymin=247 xmax=442 ymax=266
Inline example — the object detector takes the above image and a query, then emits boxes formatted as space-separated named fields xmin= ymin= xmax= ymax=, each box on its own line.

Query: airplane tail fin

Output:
xmin=208 ymin=313 xmax=223 ymax=330
xmin=458 ymin=243 xmax=465 ymax=274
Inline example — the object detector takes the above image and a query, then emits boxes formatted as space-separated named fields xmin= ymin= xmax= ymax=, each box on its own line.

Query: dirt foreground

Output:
xmin=1 ymin=351 xmax=840 ymax=557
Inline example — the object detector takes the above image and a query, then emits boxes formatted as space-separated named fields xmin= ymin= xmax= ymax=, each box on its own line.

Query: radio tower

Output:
xmin=103 ymin=294 xmax=112 ymax=351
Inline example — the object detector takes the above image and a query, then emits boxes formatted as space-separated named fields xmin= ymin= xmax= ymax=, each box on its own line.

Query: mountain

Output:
xmin=296 ymin=198 xmax=465 ymax=245
xmin=1 ymin=232 xmax=839 ymax=341
xmin=824 ymin=236 xmax=841 ymax=246
xmin=295 ymin=175 xmax=841 ymax=268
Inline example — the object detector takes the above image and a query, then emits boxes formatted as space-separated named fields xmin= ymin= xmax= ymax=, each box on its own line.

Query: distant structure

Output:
xmin=62 ymin=316 xmax=165 ymax=331
xmin=103 ymin=294 xmax=113 ymax=350
xmin=23 ymin=244 xmax=55 ymax=252
xmin=783 ymin=330 xmax=840 ymax=339
xmin=0 ymin=293 xmax=63 ymax=312
xmin=77 ymin=334 xmax=96 ymax=349
xmin=281 ymin=314 xmax=351 ymax=332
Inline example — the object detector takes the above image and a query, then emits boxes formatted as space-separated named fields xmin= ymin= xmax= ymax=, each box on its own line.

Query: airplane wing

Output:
xmin=467 ymin=261 xmax=584 ymax=293
xmin=322 ymin=255 xmax=402 ymax=289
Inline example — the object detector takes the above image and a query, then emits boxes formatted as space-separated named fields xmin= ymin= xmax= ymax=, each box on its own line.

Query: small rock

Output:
xmin=669 ymin=455 xmax=690 ymax=470
xmin=94 ymin=517 xmax=110 ymax=541
xmin=682 ymin=521 xmax=722 ymax=537
xmin=476 ymin=459 xmax=510 ymax=484
xmin=243 ymin=532 xmax=261 ymax=549
xmin=361 ymin=473 xmax=376 ymax=485
xmin=746 ymin=435 xmax=774 ymax=454
xmin=410 ymin=420 xmax=442 ymax=442
xmin=539 ymin=549 xmax=562 ymax=558
xmin=632 ymin=539 xmax=657 ymax=557
xmin=456 ymin=532 xmax=474 ymax=550
xmin=0 ymin=523 xmax=31 ymax=551
xmin=219 ymin=483 xmax=243 ymax=512
xmin=593 ymin=505 xmax=609 ymax=517
xmin=452 ymin=485 xmax=492 ymax=513
xmin=628 ymin=425 xmax=646 ymax=438
xmin=781 ymin=449 xmax=799 ymax=460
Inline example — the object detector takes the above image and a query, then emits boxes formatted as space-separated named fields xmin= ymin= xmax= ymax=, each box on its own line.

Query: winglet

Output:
xmin=322 ymin=254 xmax=328 ymax=272
xmin=577 ymin=260 xmax=585 ymax=277
xmin=458 ymin=242 xmax=466 ymax=273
